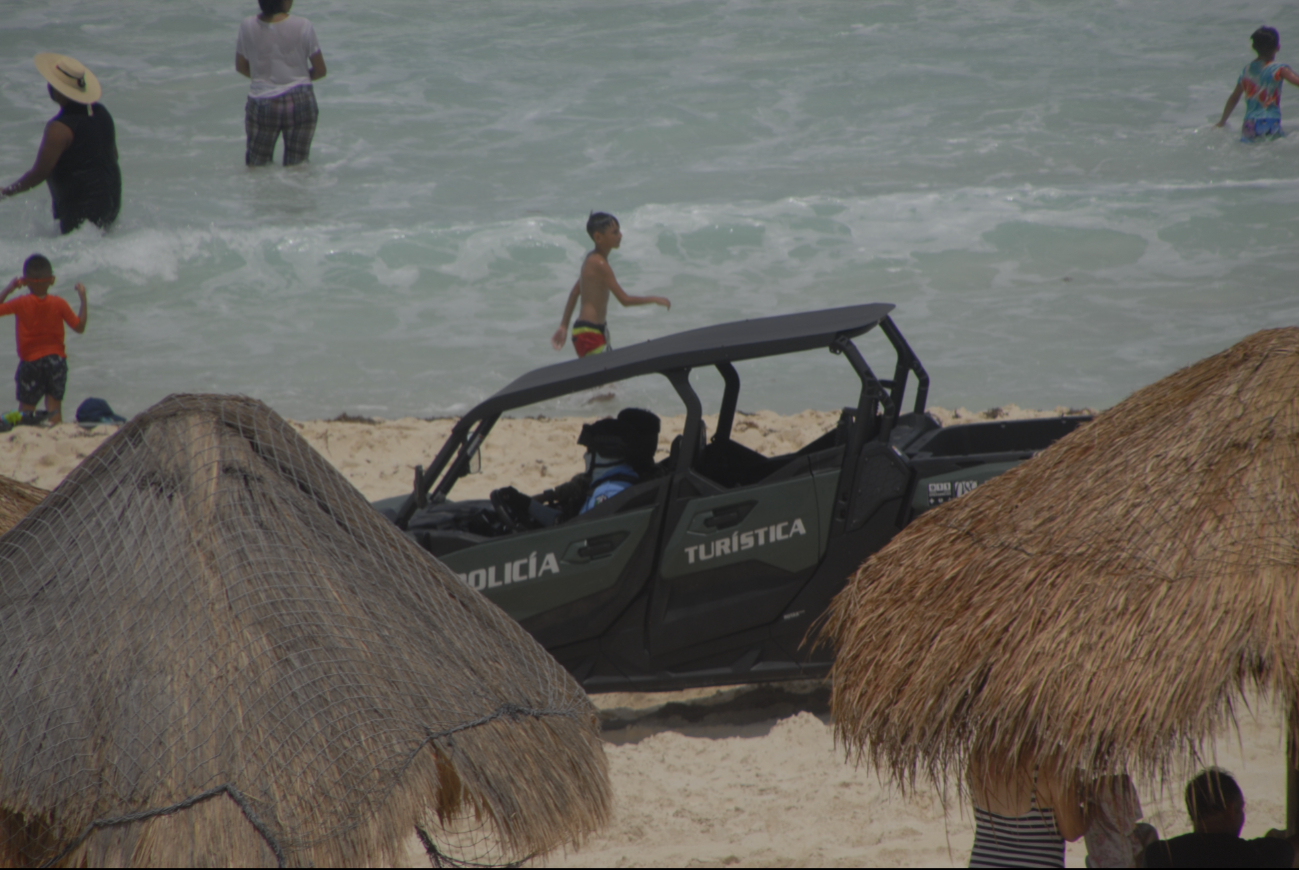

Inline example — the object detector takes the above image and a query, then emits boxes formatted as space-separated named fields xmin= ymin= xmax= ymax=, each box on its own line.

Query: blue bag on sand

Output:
xmin=75 ymin=397 xmax=127 ymax=425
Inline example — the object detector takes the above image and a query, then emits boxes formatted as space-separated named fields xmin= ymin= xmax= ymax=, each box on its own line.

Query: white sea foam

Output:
xmin=0 ymin=0 xmax=1296 ymax=420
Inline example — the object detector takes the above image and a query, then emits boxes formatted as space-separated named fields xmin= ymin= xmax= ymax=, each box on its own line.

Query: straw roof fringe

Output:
xmin=823 ymin=328 xmax=1299 ymax=793
xmin=0 ymin=476 xmax=45 ymax=536
xmin=0 ymin=394 xmax=609 ymax=867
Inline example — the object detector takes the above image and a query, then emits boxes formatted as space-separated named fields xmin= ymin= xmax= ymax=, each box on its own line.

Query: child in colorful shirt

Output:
xmin=1216 ymin=26 xmax=1299 ymax=141
xmin=0 ymin=254 xmax=88 ymax=425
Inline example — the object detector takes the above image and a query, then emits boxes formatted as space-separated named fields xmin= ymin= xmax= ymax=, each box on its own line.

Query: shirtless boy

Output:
xmin=551 ymin=212 xmax=670 ymax=357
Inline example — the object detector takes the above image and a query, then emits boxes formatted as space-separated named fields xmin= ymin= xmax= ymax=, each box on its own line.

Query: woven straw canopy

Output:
xmin=0 ymin=476 xmax=45 ymax=535
xmin=0 ymin=395 xmax=609 ymax=867
xmin=824 ymin=327 xmax=1299 ymax=791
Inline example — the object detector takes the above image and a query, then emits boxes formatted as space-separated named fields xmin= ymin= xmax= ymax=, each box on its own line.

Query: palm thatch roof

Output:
xmin=0 ymin=476 xmax=45 ymax=535
xmin=823 ymin=327 xmax=1299 ymax=792
xmin=0 ymin=394 xmax=609 ymax=868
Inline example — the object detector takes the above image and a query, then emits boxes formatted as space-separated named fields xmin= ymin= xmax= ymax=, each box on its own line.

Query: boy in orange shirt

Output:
xmin=0 ymin=254 xmax=88 ymax=425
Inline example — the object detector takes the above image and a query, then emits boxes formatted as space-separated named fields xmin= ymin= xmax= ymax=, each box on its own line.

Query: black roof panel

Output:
xmin=470 ymin=303 xmax=894 ymax=419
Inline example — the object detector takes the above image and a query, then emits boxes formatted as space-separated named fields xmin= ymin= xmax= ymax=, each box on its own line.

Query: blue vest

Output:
xmin=580 ymin=463 xmax=638 ymax=513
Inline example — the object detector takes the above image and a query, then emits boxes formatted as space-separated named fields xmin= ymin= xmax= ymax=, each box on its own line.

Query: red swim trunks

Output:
xmin=572 ymin=320 xmax=610 ymax=358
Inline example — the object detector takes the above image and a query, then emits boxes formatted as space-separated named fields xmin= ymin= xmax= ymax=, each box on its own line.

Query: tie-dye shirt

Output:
xmin=1239 ymin=60 xmax=1291 ymax=121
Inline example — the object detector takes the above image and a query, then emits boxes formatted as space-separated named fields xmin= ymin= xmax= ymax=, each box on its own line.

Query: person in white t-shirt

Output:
xmin=235 ymin=0 xmax=326 ymax=166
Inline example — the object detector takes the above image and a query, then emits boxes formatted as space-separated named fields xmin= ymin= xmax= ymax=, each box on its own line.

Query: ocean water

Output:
xmin=1 ymin=1 xmax=1298 ymax=421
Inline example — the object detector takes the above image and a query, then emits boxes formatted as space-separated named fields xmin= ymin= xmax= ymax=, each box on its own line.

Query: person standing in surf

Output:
xmin=1216 ymin=26 xmax=1299 ymax=141
xmin=235 ymin=0 xmax=327 ymax=166
xmin=551 ymin=213 xmax=670 ymax=358
xmin=1 ymin=54 xmax=121 ymax=235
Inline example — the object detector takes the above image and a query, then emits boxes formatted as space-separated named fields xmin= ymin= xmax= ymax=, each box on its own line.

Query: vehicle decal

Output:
xmin=684 ymin=518 xmax=807 ymax=565
xmin=456 ymin=550 xmax=561 ymax=591
xmin=927 ymin=480 xmax=978 ymax=507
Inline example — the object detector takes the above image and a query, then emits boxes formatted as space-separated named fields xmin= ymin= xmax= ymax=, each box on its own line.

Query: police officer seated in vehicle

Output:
xmin=577 ymin=417 xmax=641 ymax=513
xmin=491 ymin=408 xmax=660 ymax=531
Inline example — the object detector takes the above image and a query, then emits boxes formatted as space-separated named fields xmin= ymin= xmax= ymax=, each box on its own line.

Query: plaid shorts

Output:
xmin=245 ymin=85 xmax=319 ymax=166
xmin=15 ymin=354 xmax=68 ymax=405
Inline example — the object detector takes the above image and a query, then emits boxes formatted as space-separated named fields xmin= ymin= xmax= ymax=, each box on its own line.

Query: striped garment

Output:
xmin=969 ymin=803 xmax=1065 ymax=868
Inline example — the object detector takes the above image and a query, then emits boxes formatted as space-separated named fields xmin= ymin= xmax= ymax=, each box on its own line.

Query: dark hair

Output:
xmin=22 ymin=254 xmax=52 ymax=277
xmin=1185 ymin=768 xmax=1243 ymax=822
xmin=258 ymin=0 xmax=288 ymax=17
xmin=1252 ymin=26 xmax=1280 ymax=55
xmin=586 ymin=212 xmax=619 ymax=239
xmin=616 ymin=408 xmax=661 ymax=475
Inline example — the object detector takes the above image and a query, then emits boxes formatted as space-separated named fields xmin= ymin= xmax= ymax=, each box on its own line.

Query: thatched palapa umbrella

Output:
xmin=0 ymin=394 xmax=609 ymax=867
xmin=824 ymin=327 xmax=1299 ymax=817
xmin=0 ymin=476 xmax=45 ymax=535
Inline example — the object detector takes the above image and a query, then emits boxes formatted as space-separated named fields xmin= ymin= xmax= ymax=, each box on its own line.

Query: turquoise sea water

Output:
xmin=1 ymin=1 xmax=1297 ymax=420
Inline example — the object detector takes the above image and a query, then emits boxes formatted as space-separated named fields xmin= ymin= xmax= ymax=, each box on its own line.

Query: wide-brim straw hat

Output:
xmin=34 ymin=53 xmax=101 ymax=104
xmin=822 ymin=327 xmax=1299 ymax=793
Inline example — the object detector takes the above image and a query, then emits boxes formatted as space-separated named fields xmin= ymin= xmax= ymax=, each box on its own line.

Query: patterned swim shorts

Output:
xmin=1242 ymin=117 xmax=1285 ymax=142
xmin=15 ymin=354 xmax=68 ymax=405
xmin=245 ymin=84 xmax=319 ymax=166
xmin=572 ymin=320 xmax=611 ymax=358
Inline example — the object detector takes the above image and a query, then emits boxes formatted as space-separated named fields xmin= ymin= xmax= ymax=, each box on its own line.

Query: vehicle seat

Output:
xmin=659 ymin=421 xmax=707 ymax=477
xmin=700 ymin=438 xmax=780 ymax=488
xmin=795 ymin=407 xmax=856 ymax=457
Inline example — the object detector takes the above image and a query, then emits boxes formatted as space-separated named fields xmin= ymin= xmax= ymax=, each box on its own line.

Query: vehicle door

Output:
xmin=437 ymin=479 xmax=664 ymax=637
xmin=646 ymin=462 xmax=826 ymax=656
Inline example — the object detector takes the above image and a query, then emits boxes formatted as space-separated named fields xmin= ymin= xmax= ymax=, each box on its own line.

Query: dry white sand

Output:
xmin=556 ymin=686 xmax=1287 ymax=868
xmin=3 ymin=405 xmax=1289 ymax=868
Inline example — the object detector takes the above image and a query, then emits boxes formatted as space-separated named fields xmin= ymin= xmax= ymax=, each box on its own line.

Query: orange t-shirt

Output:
xmin=0 ymin=293 xmax=81 ymax=362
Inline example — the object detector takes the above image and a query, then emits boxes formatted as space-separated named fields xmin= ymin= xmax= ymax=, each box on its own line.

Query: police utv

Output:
xmin=375 ymin=305 xmax=1088 ymax=692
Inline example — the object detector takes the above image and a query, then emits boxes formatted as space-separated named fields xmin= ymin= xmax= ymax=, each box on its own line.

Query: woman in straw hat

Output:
xmin=235 ymin=0 xmax=327 ymax=166
xmin=1 ymin=54 xmax=121 ymax=235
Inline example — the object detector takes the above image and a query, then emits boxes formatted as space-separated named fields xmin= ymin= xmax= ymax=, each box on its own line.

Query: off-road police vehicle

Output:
xmin=376 ymin=305 xmax=1088 ymax=692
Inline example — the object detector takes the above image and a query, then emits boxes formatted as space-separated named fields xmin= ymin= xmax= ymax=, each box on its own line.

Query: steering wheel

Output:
xmin=489 ymin=487 xmax=522 ymax=533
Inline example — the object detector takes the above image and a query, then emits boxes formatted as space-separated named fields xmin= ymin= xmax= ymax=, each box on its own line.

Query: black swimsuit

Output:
xmin=48 ymin=103 xmax=121 ymax=234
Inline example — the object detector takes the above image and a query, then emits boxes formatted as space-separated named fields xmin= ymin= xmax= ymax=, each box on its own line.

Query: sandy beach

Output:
xmin=4 ymin=406 xmax=1288 ymax=868
xmin=0 ymin=403 xmax=1085 ymax=499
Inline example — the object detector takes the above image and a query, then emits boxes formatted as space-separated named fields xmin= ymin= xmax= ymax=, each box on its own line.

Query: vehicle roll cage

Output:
xmin=393 ymin=307 xmax=928 ymax=530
